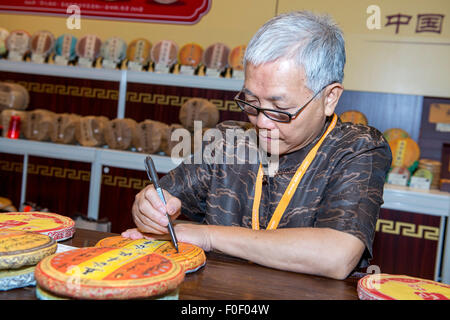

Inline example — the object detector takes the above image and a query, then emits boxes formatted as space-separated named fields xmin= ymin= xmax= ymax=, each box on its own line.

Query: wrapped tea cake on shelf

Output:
xmin=179 ymin=98 xmax=219 ymax=132
xmin=132 ymin=119 xmax=166 ymax=154
xmin=23 ymin=109 xmax=55 ymax=141
xmin=104 ymin=118 xmax=137 ymax=150
xmin=48 ymin=113 xmax=80 ymax=144
xmin=30 ymin=30 xmax=55 ymax=64
xmin=75 ymin=115 xmax=109 ymax=147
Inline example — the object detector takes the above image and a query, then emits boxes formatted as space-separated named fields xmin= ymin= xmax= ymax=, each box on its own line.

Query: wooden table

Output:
xmin=0 ymin=228 xmax=361 ymax=300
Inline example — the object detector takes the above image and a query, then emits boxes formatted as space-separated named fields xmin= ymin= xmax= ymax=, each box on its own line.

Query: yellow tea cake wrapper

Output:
xmin=34 ymin=246 xmax=184 ymax=300
xmin=0 ymin=229 xmax=57 ymax=270
xmin=0 ymin=212 xmax=75 ymax=241
xmin=358 ymin=273 xmax=450 ymax=300
xmin=95 ymin=236 xmax=206 ymax=273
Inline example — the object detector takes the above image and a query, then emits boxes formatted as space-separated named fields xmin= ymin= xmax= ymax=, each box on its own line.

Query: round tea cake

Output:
xmin=95 ymin=236 xmax=206 ymax=273
xmin=34 ymin=246 xmax=185 ymax=299
xmin=23 ymin=109 xmax=55 ymax=141
xmin=132 ymin=119 xmax=164 ymax=154
xmin=0 ymin=212 xmax=75 ymax=241
xmin=179 ymin=98 xmax=219 ymax=132
xmin=0 ymin=82 xmax=30 ymax=110
xmin=100 ymin=36 xmax=127 ymax=63
xmin=160 ymin=123 xmax=183 ymax=156
xmin=340 ymin=110 xmax=368 ymax=125
xmin=151 ymin=40 xmax=178 ymax=67
xmin=127 ymin=38 xmax=152 ymax=65
xmin=76 ymin=34 xmax=102 ymax=60
xmin=0 ymin=229 xmax=57 ymax=270
xmin=5 ymin=30 xmax=30 ymax=55
xmin=383 ymin=128 xmax=410 ymax=143
xmin=178 ymin=43 xmax=203 ymax=67
xmin=75 ymin=115 xmax=109 ymax=147
xmin=103 ymin=118 xmax=137 ymax=150
xmin=0 ymin=28 xmax=10 ymax=56
xmin=30 ymin=30 xmax=55 ymax=56
xmin=55 ymin=34 xmax=77 ymax=60
xmin=389 ymin=138 xmax=420 ymax=169
xmin=0 ymin=265 xmax=36 ymax=291
xmin=228 ymin=45 xmax=246 ymax=71
xmin=49 ymin=113 xmax=80 ymax=144
xmin=202 ymin=43 xmax=230 ymax=71
xmin=358 ymin=273 xmax=450 ymax=300
xmin=35 ymin=284 xmax=179 ymax=300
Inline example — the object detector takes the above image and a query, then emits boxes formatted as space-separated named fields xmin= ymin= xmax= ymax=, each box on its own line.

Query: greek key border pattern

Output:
xmin=376 ymin=218 xmax=440 ymax=241
xmin=0 ymin=160 xmax=150 ymax=190
xmin=5 ymin=79 xmax=241 ymax=112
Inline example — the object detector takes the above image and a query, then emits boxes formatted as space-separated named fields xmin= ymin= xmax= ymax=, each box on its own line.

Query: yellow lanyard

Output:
xmin=252 ymin=113 xmax=338 ymax=230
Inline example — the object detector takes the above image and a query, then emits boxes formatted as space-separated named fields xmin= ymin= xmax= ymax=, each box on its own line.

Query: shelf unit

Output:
xmin=1 ymin=59 xmax=450 ymax=283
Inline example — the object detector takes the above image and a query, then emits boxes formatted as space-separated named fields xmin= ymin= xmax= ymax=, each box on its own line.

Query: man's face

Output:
xmin=244 ymin=59 xmax=332 ymax=155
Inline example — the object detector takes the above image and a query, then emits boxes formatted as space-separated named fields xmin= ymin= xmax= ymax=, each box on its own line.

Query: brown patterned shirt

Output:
xmin=160 ymin=116 xmax=392 ymax=268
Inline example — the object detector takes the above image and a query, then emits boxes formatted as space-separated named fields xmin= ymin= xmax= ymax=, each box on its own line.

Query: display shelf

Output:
xmin=2 ymin=137 xmax=449 ymax=218
xmin=0 ymin=59 xmax=243 ymax=91
xmin=382 ymin=184 xmax=450 ymax=217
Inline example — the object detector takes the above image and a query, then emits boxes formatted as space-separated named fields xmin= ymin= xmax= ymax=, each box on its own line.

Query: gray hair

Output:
xmin=244 ymin=11 xmax=346 ymax=94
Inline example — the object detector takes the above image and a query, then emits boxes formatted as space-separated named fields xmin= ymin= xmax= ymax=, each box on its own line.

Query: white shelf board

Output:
xmin=1 ymin=137 xmax=449 ymax=217
xmin=382 ymin=184 xmax=450 ymax=217
xmin=0 ymin=60 xmax=243 ymax=91
xmin=0 ymin=60 xmax=122 ymax=82
xmin=127 ymin=69 xmax=243 ymax=91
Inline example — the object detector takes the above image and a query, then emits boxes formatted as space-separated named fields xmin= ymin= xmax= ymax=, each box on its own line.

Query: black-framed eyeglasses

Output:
xmin=234 ymin=82 xmax=335 ymax=123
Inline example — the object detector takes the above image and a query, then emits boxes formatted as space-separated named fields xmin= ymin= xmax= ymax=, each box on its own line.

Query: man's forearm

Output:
xmin=207 ymin=225 xmax=364 ymax=279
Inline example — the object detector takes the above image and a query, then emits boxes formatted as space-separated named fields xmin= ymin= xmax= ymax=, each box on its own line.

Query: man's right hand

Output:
xmin=128 ymin=184 xmax=182 ymax=235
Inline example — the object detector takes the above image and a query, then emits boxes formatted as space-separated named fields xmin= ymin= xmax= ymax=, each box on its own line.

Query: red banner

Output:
xmin=0 ymin=0 xmax=211 ymax=24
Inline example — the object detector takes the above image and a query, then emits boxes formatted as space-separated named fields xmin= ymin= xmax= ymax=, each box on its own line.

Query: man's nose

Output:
xmin=255 ymin=111 xmax=277 ymax=130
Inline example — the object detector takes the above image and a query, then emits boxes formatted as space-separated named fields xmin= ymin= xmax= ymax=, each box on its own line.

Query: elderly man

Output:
xmin=123 ymin=11 xmax=392 ymax=280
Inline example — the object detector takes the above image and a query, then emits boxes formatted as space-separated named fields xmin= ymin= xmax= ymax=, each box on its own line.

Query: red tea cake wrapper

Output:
xmin=127 ymin=38 xmax=152 ymax=65
xmin=178 ymin=43 xmax=203 ymax=67
xmin=0 ymin=265 xmax=36 ymax=291
xmin=23 ymin=109 xmax=55 ymax=141
xmin=6 ymin=30 xmax=31 ymax=55
xmin=30 ymin=30 xmax=55 ymax=56
xmin=0 ymin=82 xmax=30 ymax=110
xmin=76 ymin=34 xmax=102 ymax=60
xmin=75 ymin=115 xmax=109 ymax=147
xmin=202 ymin=43 xmax=230 ymax=71
xmin=0 ymin=229 xmax=57 ymax=270
xmin=389 ymin=137 xmax=420 ymax=169
xmin=179 ymin=98 xmax=220 ymax=132
xmin=132 ymin=119 xmax=164 ymax=154
xmin=49 ymin=113 xmax=80 ymax=144
xmin=95 ymin=236 xmax=206 ymax=273
xmin=228 ymin=45 xmax=246 ymax=71
xmin=34 ymin=246 xmax=185 ymax=299
xmin=358 ymin=273 xmax=450 ymax=300
xmin=339 ymin=110 xmax=368 ymax=125
xmin=383 ymin=128 xmax=410 ymax=143
xmin=151 ymin=40 xmax=178 ymax=67
xmin=0 ymin=212 xmax=75 ymax=241
xmin=104 ymin=118 xmax=137 ymax=150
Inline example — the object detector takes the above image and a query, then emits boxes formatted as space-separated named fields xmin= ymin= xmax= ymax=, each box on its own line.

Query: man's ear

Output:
xmin=323 ymin=83 xmax=344 ymax=116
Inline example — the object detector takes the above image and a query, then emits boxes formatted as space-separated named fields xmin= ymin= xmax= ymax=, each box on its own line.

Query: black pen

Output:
xmin=144 ymin=156 xmax=179 ymax=253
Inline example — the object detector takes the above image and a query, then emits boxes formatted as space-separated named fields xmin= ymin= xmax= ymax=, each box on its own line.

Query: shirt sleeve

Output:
xmin=314 ymin=137 xmax=392 ymax=268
